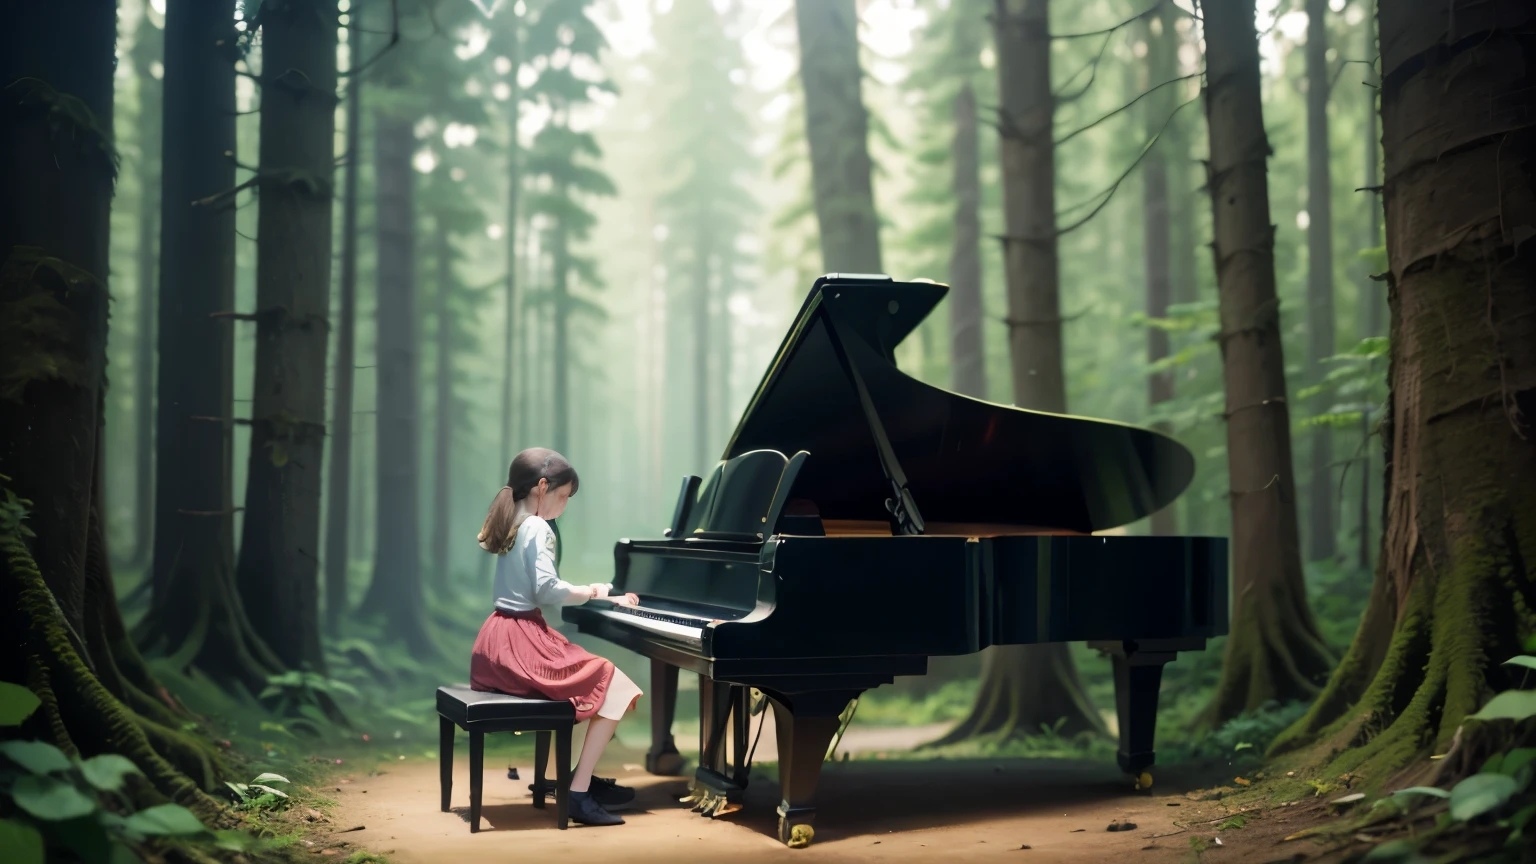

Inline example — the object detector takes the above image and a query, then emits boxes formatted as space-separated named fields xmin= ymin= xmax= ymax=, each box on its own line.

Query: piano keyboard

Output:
xmin=596 ymin=605 xmax=706 ymax=648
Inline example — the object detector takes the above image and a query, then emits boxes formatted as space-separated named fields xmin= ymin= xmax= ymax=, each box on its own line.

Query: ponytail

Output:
xmin=478 ymin=486 xmax=520 ymax=553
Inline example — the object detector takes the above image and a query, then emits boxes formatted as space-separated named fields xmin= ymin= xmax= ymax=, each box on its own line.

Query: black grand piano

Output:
xmin=563 ymin=274 xmax=1228 ymax=847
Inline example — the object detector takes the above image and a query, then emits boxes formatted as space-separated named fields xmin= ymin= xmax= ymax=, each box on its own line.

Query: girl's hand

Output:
xmin=591 ymin=583 xmax=611 ymax=599
xmin=611 ymin=593 xmax=640 ymax=607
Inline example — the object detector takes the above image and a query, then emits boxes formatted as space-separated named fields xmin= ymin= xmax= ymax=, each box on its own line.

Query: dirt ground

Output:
xmin=317 ymin=724 xmax=1331 ymax=864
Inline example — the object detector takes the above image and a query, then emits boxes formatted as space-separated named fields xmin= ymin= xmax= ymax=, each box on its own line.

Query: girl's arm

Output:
xmin=528 ymin=524 xmax=601 ymax=605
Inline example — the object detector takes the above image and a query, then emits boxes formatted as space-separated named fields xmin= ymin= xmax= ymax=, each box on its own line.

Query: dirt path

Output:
xmin=320 ymin=727 xmax=1311 ymax=863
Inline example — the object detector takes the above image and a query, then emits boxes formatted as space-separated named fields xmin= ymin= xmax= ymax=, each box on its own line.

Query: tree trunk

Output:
xmin=1 ymin=0 xmax=229 ymax=815
xmin=1201 ymin=0 xmax=1333 ymax=724
xmin=949 ymin=80 xmax=986 ymax=401
xmin=794 ymin=0 xmax=882 ymax=273
xmin=138 ymin=0 xmax=285 ymax=695
xmin=500 ymin=19 xmax=521 ymax=462
xmin=431 ymin=215 xmax=453 ymax=587
xmin=933 ymin=0 xmax=1106 ymax=745
xmin=1305 ymin=0 xmax=1337 ymax=561
xmin=1271 ymin=0 xmax=1536 ymax=779
xmin=552 ymin=186 xmax=572 ymax=456
xmin=1143 ymin=8 xmax=1177 ymax=537
xmin=693 ymin=213 xmax=711 ymax=467
xmin=1357 ymin=0 xmax=1380 ymax=573
xmin=325 ymin=9 xmax=364 ymax=636
xmin=358 ymin=113 xmax=433 ymax=655
xmin=130 ymin=21 xmax=163 ymax=569
xmin=237 ymin=0 xmax=338 ymax=673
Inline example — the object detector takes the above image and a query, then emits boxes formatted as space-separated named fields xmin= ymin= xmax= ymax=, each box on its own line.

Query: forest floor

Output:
xmin=310 ymin=720 xmax=1347 ymax=864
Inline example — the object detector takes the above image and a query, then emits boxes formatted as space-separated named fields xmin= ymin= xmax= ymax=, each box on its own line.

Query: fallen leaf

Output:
xmin=1107 ymin=822 xmax=1139 ymax=832
xmin=1166 ymin=802 xmax=1181 ymax=807
xmin=1071 ymin=828 xmax=1085 ymax=832
xmin=1018 ymin=844 xmax=1031 ymax=850
xmin=1234 ymin=777 xmax=1251 ymax=786
xmin=338 ymin=826 xmax=365 ymax=833
xmin=1331 ymin=793 xmax=1366 ymax=806
xmin=1286 ymin=771 xmax=1296 ymax=777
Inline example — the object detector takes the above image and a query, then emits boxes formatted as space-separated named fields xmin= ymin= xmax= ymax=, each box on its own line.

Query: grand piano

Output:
xmin=563 ymin=274 xmax=1228 ymax=847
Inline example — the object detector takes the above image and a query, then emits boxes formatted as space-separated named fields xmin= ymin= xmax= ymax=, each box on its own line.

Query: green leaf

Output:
xmin=1361 ymin=838 xmax=1419 ymax=861
xmin=1502 ymin=655 xmax=1536 ymax=671
xmin=0 ymin=819 xmax=44 ymax=864
xmin=122 ymin=803 xmax=207 ymax=837
xmin=214 ymin=829 xmax=259 ymax=851
xmin=251 ymin=784 xmax=288 ymax=799
xmin=251 ymin=772 xmax=289 ymax=784
xmin=10 ymin=775 xmax=98 ymax=821
xmin=0 ymin=740 xmax=72 ymax=775
xmin=1500 ymin=748 xmax=1536 ymax=777
xmin=77 ymin=754 xmax=142 ymax=792
xmin=1468 ymin=690 xmax=1536 ymax=722
xmin=1449 ymin=772 xmax=1518 ymax=821
xmin=1391 ymin=786 xmax=1450 ymax=799
xmin=0 ymin=682 xmax=42 ymax=726
xmin=1233 ymin=741 xmax=1254 ymax=752
xmin=1482 ymin=753 xmax=1505 ymax=774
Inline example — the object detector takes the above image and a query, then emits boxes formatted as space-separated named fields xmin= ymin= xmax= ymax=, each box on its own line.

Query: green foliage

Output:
xmin=225 ymin=771 xmax=292 ymax=811
xmin=1169 ymin=700 xmax=1310 ymax=762
xmin=0 ymin=681 xmax=41 ymax=726
xmin=260 ymin=670 xmax=358 ymax=730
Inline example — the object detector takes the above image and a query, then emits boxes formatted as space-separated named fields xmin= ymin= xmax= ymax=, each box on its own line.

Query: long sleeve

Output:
xmin=526 ymin=521 xmax=586 ymax=606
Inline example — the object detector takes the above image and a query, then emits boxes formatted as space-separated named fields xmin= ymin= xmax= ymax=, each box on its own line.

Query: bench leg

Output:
xmin=439 ymin=716 xmax=454 ymax=813
xmin=469 ymin=731 xmax=484 ymax=833
xmin=555 ymin=726 xmax=571 ymax=829
xmin=532 ymin=730 xmax=551 ymax=809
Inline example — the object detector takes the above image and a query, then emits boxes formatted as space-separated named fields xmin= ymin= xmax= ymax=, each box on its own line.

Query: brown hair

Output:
xmin=478 ymin=448 xmax=580 ymax=553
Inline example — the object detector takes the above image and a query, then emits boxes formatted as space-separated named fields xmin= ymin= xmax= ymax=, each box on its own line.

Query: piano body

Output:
xmin=562 ymin=274 xmax=1228 ymax=847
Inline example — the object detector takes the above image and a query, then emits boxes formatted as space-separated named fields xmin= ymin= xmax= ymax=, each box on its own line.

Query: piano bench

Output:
xmin=436 ymin=685 xmax=576 ymax=833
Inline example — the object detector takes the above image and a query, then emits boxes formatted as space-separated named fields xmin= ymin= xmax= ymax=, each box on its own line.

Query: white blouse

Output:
xmin=490 ymin=516 xmax=587 ymax=612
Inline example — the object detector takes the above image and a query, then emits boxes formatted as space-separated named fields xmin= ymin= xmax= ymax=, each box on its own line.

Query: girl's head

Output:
xmin=478 ymin=448 xmax=580 ymax=553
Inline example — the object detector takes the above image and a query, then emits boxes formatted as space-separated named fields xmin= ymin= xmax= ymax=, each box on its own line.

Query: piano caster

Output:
xmin=778 ymin=817 xmax=815 ymax=848
xmin=1133 ymin=771 xmax=1154 ymax=791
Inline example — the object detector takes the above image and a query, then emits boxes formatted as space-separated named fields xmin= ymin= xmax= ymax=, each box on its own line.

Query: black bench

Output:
xmin=436 ymin=685 xmax=576 ymax=832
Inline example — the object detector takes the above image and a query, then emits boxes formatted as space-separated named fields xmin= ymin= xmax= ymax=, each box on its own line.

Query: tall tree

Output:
xmin=1201 ymin=0 xmax=1333 ymax=722
xmin=430 ymin=213 xmax=453 ymax=587
xmin=129 ymin=15 xmax=163 ymax=567
xmin=1355 ymin=0 xmax=1380 ymax=572
xmin=1142 ymin=4 xmax=1177 ymax=537
xmin=498 ymin=13 xmax=523 ymax=463
xmin=1272 ymin=0 xmax=1535 ymax=779
xmin=1304 ymin=0 xmax=1337 ymax=561
xmin=237 ymin=0 xmax=340 ymax=673
xmin=140 ymin=0 xmax=285 ymax=695
xmin=794 ymin=0 xmax=882 ymax=273
xmin=947 ymin=10 xmax=986 ymax=401
xmin=324 ymin=5 xmax=365 ymax=637
xmin=1 ymin=0 xmax=228 ymax=816
xmin=937 ymin=0 xmax=1107 ymax=743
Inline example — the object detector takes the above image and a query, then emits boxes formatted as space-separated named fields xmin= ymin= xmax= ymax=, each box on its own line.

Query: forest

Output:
xmin=0 ymin=0 xmax=1532 ymax=861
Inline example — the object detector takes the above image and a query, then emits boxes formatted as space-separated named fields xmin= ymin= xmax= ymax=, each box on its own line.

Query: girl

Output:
xmin=471 ymin=448 xmax=644 ymax=827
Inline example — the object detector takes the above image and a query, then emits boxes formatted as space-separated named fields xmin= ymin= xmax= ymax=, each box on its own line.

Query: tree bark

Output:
xmin=358 ymin=112 xmax=433 ymax=654
xmin=1201 ymin=0 xmax=1333 ymax=723
xmin=431 ymin=215 xmax=453 ymax=587
xmin=552 ymin=184 xmax=572 ymax=456
xmin=130 ymin=20 xmax=163 ymax=568
xmin=1271 ymin=0 xmax=1536 ymax=779
xmin=325 ymin=8 xmax=364 ymax=637
xmin=693 ymin=212 xmax=711 ymax=467
xmin=1143 ymin=8 xmax=1177 ymax=537
xmin=237 ymin=0 xmax=338 ymax=673
xmin=933 ymin=0 xmax=1106 ymax=745
xmin=0 ymin=0 xmax=230 ymax=815
xmin=1305 ymin=0 xmax=1337 ymax=561
xmin=1357 ymin=0 xmax=1380 ymax=573
xmin=500 ymin=17 xmax=522 ymax=462
xmin=794 ymin=0 xmax=883 ymax=274
xmin=949 ymin=80 xmax=986 ymax=401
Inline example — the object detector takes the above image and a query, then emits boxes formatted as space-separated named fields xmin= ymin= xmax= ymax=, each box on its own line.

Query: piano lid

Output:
xmin=721 ymin=275 xmax=1196 ymax=534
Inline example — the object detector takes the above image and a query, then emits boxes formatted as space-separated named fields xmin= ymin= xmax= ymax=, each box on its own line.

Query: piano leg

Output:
xmin=645 ymin=658 xmax=685 ymax=775
xmin=768 ymin=690 xmax=861 ymax=848
xmin=1094 ymin=639 xmax=1183 ymax=783
xmin=690 ymin=677 xmax=746 ymax=815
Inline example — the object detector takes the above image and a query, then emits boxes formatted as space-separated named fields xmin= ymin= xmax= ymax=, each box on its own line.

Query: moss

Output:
xmin=0 ymin=247 xmax=107 ymax=402
xmin=4 ymin=77 xmax=120 ymax=180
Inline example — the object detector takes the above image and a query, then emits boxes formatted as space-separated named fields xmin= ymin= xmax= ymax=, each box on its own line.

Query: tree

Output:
xmin=139 ymin=0 xmax=287 ymax=696
xmin=1141 ymin=2 xmax=1178 ymax=537
xmin=1200 ymin=0 xmax=1333 ymax=723
xmin=1270 ymin=0 xmax=1536 ymax=778
xmin=793 ymin=0 xmax=882 ymax=273
xmin=1304 ymin=0 xmax=1337 ymax=561
xmin=324 ymin=5 xmax=366 ymax=637
xmin=1 ymin=0 xmax=228 ymax=815
xmin=935 ymin=0 xmax=1107 ymax=743
xmin=237 ymin=0 xmax=340 ymax=673
xmin=496 ymin=11 xmax=524 ymax=464
xmin=1355 ymin=0 xmax=1380 ymax=572
xmin=128 ymin=14 xmax=163 ymax=568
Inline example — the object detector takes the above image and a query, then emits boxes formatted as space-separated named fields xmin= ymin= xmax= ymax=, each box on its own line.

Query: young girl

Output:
xmin=470 ymin=448 xmax=644 ymax=827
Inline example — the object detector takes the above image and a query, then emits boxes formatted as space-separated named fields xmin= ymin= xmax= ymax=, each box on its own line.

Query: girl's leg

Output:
xmin=570 ymin=716 xmax=619 ymax=793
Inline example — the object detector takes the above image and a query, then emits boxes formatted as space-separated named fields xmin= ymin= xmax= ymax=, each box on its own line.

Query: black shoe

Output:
xmin=568 ymin=790 xmax=624 ymax=826
xmin=531 ymin=776 xmax=635 ymax=809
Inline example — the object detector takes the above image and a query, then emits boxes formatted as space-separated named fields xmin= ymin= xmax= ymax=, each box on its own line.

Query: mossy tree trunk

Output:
xmin=1355 ymin=0 xmax=1381 ymax=573
xmin=1200 ymin=0 xmax=1335 ymax=725
xmin=1269 ymin=0 xmax=1536 ymax=780
xmin=431 ymin=215 xmax=453 ymax=588
xmin=129 ymin=18 xmax=163 ymax=569
xmin=948 ymin=73 xmax=985 ymax=402
xmin=358 ymin=112 xmax=434 ymax=655
xmin=1304 ymin=0 xmax=1337 ymax=562
xmin=794 ymin=0 xmax=883 ymax=274
xmin=933 ymin=0 xmax=1107 ymax=744
xmin=140 ymin=0 xmax=285 ymax=698
xmin=1142 ymin=5 xmax=1177 ymax=538
xmin=237 ymin=0 xmax=339 ymax=673
xmin=0 ymin=0 xmax=229 ymax=817
xmin=551 ymin=182 xmax=572 ymax=457
xmin=499 ymin=15 xmax=522 ymax=463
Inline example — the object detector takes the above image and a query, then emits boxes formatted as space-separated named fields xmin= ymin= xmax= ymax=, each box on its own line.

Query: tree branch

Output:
xmin=341 ymin=0 xmax=401 ymax=78
xmin=1056 ymin=72 xmax=1202 ymax=147
xmin=1053 ymin=33 xmax=1114 ymax=104
xmin=1052 ymin=0 xmax=1163 ymax=39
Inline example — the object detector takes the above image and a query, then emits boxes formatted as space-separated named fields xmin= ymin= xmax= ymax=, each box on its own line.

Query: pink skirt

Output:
xmin=470 ymin=609 xmax=642 ymax=722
